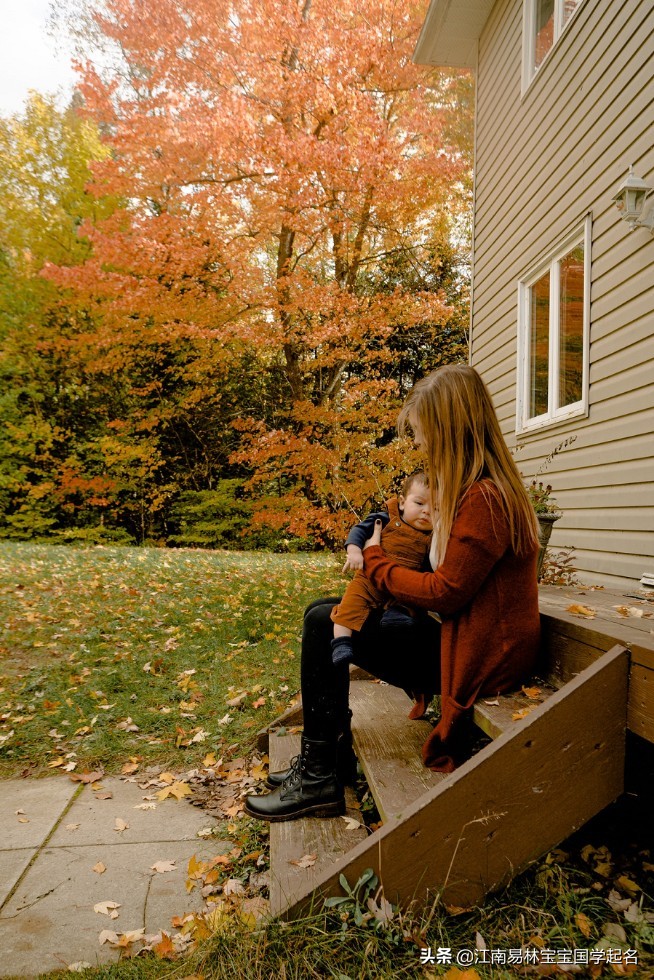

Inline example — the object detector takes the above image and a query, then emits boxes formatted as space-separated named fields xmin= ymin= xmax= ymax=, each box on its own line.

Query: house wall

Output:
xmin=472 ymin=0 xmax=654 ymax=586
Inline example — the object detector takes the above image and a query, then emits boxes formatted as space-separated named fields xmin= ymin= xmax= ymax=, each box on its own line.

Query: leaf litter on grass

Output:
xmin=0 ymin=542 xmax=342 ymax=777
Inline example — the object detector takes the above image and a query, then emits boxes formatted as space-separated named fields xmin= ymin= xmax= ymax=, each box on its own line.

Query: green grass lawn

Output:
xmin=0 ymin=542 xmax=342 ymax=778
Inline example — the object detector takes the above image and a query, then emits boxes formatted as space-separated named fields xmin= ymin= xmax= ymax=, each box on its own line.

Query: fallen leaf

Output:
xmin=151 ymin=861 xmax=176 ymax=874
xmin=252 ymin=697 xmax=266 ymax=709
xmin=92 ymin=862 xmax=106 ymax=875
xmin=94 ymin=791 xmax=113 ymax=800
xmin=603 ymin=922 xmax=627 ymax=943
xmin=522 ymin=685 xmax=542 ymax=699
xmin=239 ymin=896 xmax=270 ymax=927
xmin=17 ymin=817 xmax=30 ymax=824
xmin=65 ymin=823 xmax=80 ymax=832
xmin=134 ymin=801 xmax=157 ymax=810
xmin=98 ymin=930 xmax=120 ymax=946
xmin=94 ymin=901 xmax=121 ymax=919
xmin=614 ymin=605 xmax=645 ymax=618
xmin=223 ymin=878 xmax=246 ymax=896
xmin=67 ymin=963 xmax=93 ymax=973
xmin=70 ymin=769 xmax=104 ymax=783
xmin=48 ymin=757 xmax=66 ymax=768
xmin=289 ymin=853 xmax=317 ymax=869
xmin=482 ymin=698 xmax=499 ymax=706
xmin=340 ymin=816 xmax=363 ymax=831
xmin=153 ymin=932 xmax=176 ymax=959
xmin=512 ymin=707 xmax=532 ymax=721
xmin=615 ymin=875 xmax=641 ymax=897
xmin=114 ymin=818 xmax=129 ymax=833
xmin=156 ymin=781 xmax=192 ymax=801
xmin=121 ymin=762 xmax=140 ymax=775
xmin=566 ymin=603 xmax=596 ymax=619
xmin=115 ymin=718 xmax=139 ymax=732
xmin=575 ymin=912 xmax=593 ymax=937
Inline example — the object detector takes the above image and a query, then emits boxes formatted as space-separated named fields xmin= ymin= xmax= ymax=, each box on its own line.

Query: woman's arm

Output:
xmin=345 ymin=511 xmax=390 ymax=550
xmin=363 ymin=485 xmax=510 ymax=615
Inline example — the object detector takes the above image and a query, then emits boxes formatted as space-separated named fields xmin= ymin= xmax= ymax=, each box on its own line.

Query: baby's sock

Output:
xmin=331 ymin=636 xmax=354 ymax=666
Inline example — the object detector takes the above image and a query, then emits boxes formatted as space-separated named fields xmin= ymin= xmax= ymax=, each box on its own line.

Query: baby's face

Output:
xmin=399 ymin=486 xmax=433 ymax=530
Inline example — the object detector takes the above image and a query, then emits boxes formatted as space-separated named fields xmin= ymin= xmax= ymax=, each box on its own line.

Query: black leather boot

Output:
xmin=266 ymin=713 xmax=357 ymax=788
xmin=245 ymin=736 xmax=345 ymax=822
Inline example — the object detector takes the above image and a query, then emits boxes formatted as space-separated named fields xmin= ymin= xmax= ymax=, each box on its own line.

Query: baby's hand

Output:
xmin=342 ymin=545 xmax=364 ymax=573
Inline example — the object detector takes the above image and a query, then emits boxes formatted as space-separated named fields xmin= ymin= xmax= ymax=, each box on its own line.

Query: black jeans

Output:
xmin=300 ymin=597 xmax=441 ymax=741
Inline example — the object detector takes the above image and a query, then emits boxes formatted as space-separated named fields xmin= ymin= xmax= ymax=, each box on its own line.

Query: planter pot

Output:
xmin=536 ymin=513 xmax=561 ymax=579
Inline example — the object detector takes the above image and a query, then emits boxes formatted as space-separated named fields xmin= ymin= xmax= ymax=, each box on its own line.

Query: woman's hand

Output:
xmin=363 ymin=519 xmax=383 ymax=551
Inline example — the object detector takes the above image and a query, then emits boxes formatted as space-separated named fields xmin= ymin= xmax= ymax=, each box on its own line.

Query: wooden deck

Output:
xmin=538 ymin=583 xmax=654 ymax=743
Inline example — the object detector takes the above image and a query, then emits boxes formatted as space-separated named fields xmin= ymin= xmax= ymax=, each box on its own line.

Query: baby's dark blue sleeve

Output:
xmin=345 ymin=511 xmax=390 ymax=550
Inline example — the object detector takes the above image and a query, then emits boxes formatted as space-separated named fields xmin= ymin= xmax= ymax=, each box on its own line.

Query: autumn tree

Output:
xmin=49 ymin=0 xmax=473 ymax=544
xmin=0 ymin=92 xmax=124 ymax=539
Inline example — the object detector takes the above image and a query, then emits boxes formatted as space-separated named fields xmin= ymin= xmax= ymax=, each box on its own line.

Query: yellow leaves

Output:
xmin=614 ymin=875 xmax=641 ymax=898
xmin=574 ymin=912 xmax=594 ymax=937
xmin=155 ymin=781 xmax=192 ymax=801
xmin=114 ymin=818 xmax=129 ymax=833
xmin=92 ymin=862 xmax=106 ymax=875
xmin=512 ymin=707 xmax=533 ymax=721
xmin=566 ymin=603 xmax=596 ymax=619
xmin=521 ymin=685 xmax=542 ymax=700
xmin=153 ymin=932 xmax=176 ymax=960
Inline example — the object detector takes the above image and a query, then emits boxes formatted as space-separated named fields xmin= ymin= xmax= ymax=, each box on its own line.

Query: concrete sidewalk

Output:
xmin=0 ymin=775 xmax=224 ymax=977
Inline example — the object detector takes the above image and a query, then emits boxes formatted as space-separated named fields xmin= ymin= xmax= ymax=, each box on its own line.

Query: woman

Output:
xmin=245 ymin=365 xmax=541 ymax=823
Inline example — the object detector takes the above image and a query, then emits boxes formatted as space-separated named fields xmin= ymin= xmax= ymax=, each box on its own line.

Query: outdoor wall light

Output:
xmin=612 ymin=166 xmax=654 ymax=233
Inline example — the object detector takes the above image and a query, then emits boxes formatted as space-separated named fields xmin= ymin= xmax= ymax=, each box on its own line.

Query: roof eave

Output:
xmin=413 ymin=0 xmax=496 ymax=68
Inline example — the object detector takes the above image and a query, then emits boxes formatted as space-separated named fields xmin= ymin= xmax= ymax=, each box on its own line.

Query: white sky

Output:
xmin=0 ymin=0 xmax=77 ymax=117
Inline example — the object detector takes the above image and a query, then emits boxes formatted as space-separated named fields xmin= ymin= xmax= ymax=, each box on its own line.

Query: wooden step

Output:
xmin=472 ymin=682 xmax=558 ymax=740
xmin=275 ymin=644 xmax=629 ymax=918
xmin=349 ymin=679 xmax=446 ymax=822
xmin=267 ymin=731 xmax=368 ymax=915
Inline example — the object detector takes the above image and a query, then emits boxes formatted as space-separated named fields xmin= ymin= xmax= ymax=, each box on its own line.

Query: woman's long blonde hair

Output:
xmin=398 ymin=365 xmax=540 ymax=562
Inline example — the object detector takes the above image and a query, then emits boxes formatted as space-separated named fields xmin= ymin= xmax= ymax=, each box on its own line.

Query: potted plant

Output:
xmin=526 ymin=480 xmax=562 ymax=578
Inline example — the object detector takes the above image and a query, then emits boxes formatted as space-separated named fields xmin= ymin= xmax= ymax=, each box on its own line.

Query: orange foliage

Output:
xmin=47 ymin=0 xmax=472 ymax=543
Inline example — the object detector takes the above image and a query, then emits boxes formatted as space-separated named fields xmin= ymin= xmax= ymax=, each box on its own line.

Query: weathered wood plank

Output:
xmin=268 ymin=733 xmax=368 ymax=916
xmin=278 ymin=645 xmax=629 ymax=918
xmin=539 ymin=586 xmax=654 ymax=647
xmin=627 ymin=662 xmax=654 ymax=743
xmin=472 ymin=683 xmax=557 ymax=740
xmin=349 ymin=680 xmax=446 ymax=822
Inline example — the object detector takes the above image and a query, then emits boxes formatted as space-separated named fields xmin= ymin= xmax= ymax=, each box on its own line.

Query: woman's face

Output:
xmin=410 ymin=414 xmax=426 ymax=452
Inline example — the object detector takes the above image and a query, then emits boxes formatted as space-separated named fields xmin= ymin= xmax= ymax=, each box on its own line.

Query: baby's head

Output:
xmin=399 ymin=473 xmax=432 ymax=531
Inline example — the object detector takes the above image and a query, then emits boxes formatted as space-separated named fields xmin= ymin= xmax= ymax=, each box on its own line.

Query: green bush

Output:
xmin=167 ymin=481 xmax=308 ymax=551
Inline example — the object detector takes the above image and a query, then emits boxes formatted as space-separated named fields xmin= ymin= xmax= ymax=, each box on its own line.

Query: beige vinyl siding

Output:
xmin=471 ymin=0 xmax=654 ymax=586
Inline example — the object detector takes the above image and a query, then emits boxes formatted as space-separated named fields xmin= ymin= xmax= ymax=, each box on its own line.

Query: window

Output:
xmin=517 ymin=217 xmax=591 ymax=433
xmin=523 ymin=0 xmax=584 ymax=88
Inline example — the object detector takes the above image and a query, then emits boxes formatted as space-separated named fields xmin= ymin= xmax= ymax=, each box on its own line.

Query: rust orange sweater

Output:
xmin=363 ymin=480 xmax=540 ymax=772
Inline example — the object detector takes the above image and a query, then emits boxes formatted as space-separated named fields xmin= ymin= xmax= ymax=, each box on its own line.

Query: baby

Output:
xmin=330 ymin=472 xmax=433 ymax=665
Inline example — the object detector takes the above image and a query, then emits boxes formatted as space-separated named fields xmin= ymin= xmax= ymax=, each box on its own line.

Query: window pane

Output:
xmin=559 ymin=244 xmax=584 ymax=408
xmin=534 ymin=0 xmax=555 ymax=68
xmin=562 ymin=0 xmax=582 ymax=28
xmin=529 ymin=271 xmax=550 ymax=417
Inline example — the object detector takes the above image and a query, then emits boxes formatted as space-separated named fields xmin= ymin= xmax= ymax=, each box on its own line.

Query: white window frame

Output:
xmin=522 ymin=0 xmax=586 ymax=93
xmin=516 ymin=215 xmax=591 ymax=435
